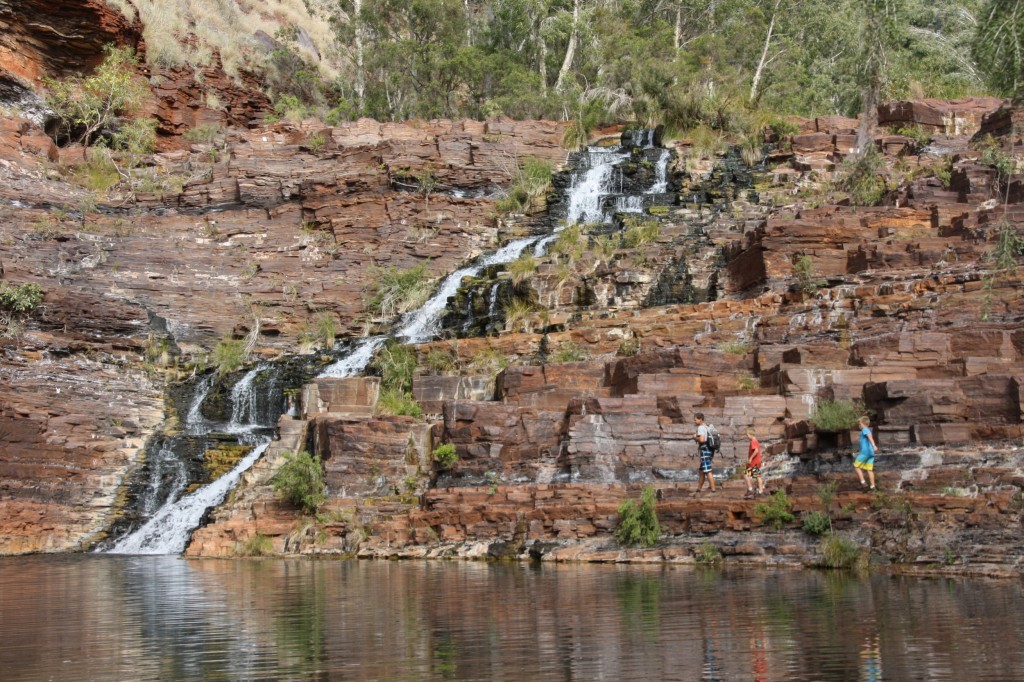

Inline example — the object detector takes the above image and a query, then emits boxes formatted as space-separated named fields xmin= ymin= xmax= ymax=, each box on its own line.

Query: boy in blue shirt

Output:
xmin=853 ymin=415 xmax=880 ymax=491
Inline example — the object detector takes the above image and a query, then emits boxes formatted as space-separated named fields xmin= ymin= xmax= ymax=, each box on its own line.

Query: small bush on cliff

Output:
xmin=0 ymin=282 xmax=43 ymax=315
xmin=212 ymin=338 xmax=248 ymax=376
xmin=376 ymin=389 xmax=423 ymax=419
xmin=818 ymin=532 xmax=864 ymax=569
xmin=754 ymin=489 xmax=795 ymax=529
xmin=432 ymin=443 xmax=458 ymax=470
xmin=809 ymin=399 xmax=865 ymax=433
xmin=43 ymin=45 xmax=149 ymax=152
xmin=495 ymin=157 xmax=554 ymax=215
xmin=272 ymin=450 xmax=326 ymax=514
xmin=981 ymin=220 xmax=1024 ymax=320
xmin=371 ymin=340 xmax=416 ymax=393
xmin=792 ymin=254 xmax=825 ymax=293
xmin=238 ymin=533 xmax=274 ymax=557
xmin=836 ymin=147 xmax=886 ymax=207
xmin=367 ymin=263 xmax=432 ymax=320
xmin=802 ymin=510 xmax=832 ymax=536
xmin=614 ymin=486 xmax=661 ymax=547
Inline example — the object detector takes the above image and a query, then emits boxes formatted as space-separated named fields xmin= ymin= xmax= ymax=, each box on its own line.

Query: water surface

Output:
xmin=1 ymin=556 xmax=1021 ymax=681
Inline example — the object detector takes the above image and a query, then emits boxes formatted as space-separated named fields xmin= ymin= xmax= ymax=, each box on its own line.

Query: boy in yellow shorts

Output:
xmin=853 ymin=415 xmax=879 ymax=491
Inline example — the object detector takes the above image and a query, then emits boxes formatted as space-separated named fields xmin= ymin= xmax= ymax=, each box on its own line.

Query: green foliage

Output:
xmin=0 ymin=282 xmax=43 ymax=314
xmin=495 ymin=158 xmax=554 ymax=215
xmin=974 ymin=1 xmax=1024 ymax=102
xmin=305 ymin=132 xmax=327 ymax=153
xmin=272 ymin=450 xmax=327 ymax=515
xmin=895 ymin=124 xmax=933 ymax=148
xmin=376 ymin=389 xmax=423 ymax=418
xmin=819 ymin=532 xmax=863 ymax=569
xmin=508 ymin=255 xmax=537 ymax=285
xmin=694 ymin=542 xmax=722 ymax=564
xmin=212 ymin=339 xmax=247 ymax=376
xmin=617 ymin=337 xmax=641 ymax=357
xmin=809 ymin=399 xmax=866 ymax=433
xmin=112 ymin=118 xmax=157 ymax=169
xmin=550 ymin=342 xmax=589 ymax=363
xmin=802 ymin=510 xmax=833 ymax=536
xmin=367 ymin=262 xmax=432 ymax=319
xmin=43 ymin=45 xmax=148 ymax=149
xmin=614 ymin=486 xmax=661 ymax=547
xmin=793 ymin=254 xmax=825 ymax=293
xmin=837 ymin=146 xmax=886 ymax=206
xmin=371 ymin=339 xmax=417 ymax=393
xmin=754 ymin=490 xmax=796 ymax=529
xmin=976 ymin=134 xmax=1015 ymax=190
xmin=981 ymin=220 xmax=1024 ymax=320
xmin=71 ymin=150 xmax=121 ymax=193
xmin=424 ymin=346 xmax=459 ymax=375
xmin=238 ymin=533 xmax=274 ymax=557
xmin=818 ymin=480 xmax=840 ymax=509
xmin=621 ymin=217 xmax=661 ymax=249
xmin=551 ymin=224 xmax=587 ymax=262
xmin=720 ymin=339 xmax=753 ymax=356
xmin=467 ymin=348 xmax=510 ymax=376
xmin=183 ymin=124 xmax=223 ymax=145
xmin=432 ymin=442 xmax=458 ymax=469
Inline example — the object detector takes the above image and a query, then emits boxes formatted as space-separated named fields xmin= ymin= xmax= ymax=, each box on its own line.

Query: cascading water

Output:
xmin=100 ymin=362 xmax=290 ymax=554
xmin=107 ymin=440 xmax=272 ymax=555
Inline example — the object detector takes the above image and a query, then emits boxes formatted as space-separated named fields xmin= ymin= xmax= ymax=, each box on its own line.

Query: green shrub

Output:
xmin=183 ymin=124 xmax=223 ymax=145
xmin=809 ymin=399 xmax=865 ymax=433
xmin=621 ymin=217 xmax=660 ymax=249
xmin=72 ymin=150 xmax=121 ymax=193
xmin=238 ymin=533 xmax=274 ymax=557
xmin=496 ymin=157 xmax=553 ymax=214
xmin=614 ymin=486 xmax=660 ymax=546
xmin=793 ymin=254 xmax=824 ymax=293
xmin=694 ymin=542 xmax=722 ymax=564
xmin=371 ymin=340 xmax=417 ymax=393
xmin=272 ymin=450 xmax=326 ymax=514
xmin=837 ymin=147 xmax=886 ymax=206
xmin=305 ymin=132 xmax=327 ymax=153
xmin=617 ymin=337 xmax=640 ymax=357
xmin=802 ymin=510 xmax=832 ymax=536
xmin=754 ymin=489 xmax=795 ymax=529
xmin=467 ymin=348 xmax=510 ymax=376
xmin=432 ymin=442 xmax=458 ymax=469
xmin=0 ymin=282 xmax=43 ymax=314
xmin=43 ymin=45 xmax=148 ymax=150
xmin=112 ymin=117 xmax=156 ymax=168
xmin=367 ymin=263 xmax=432 ymax=319
xmin=376 ymin=389 xmax=422 ymax=418
xmin=424 ymin=346 xmax=459 ymax=375
xmin=212 ymin=338 xmax=247 ymax=375
xmin=819 ymin=532 xmax=863 ymax=569
xmin=508 ymin=255 xmax=537 ymax=285
xmin=550 ymin=342 xmax=589 ymax=363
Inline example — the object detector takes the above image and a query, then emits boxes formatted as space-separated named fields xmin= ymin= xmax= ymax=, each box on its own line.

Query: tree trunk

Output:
xmin=554 ymin=0 xmax=580 ymax=92
xmin=354 ymin=0 xmax=365 ymax=108
xmin=750 ymin=1 xmax=780 ymax=104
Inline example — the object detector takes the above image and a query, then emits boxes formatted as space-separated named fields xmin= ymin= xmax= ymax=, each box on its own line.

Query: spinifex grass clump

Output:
xmin=371 ymin=340 xmax=422 ymax=418
xmin=809 ymin=399 xmax=865 ymax=433
xmin=496 ymin=157 xmax=553 ymax=214
xmin=614 ymin=486 xmax=660 ymax=547
xmin=367 ymin=263 xmax=432 ymax=320
xmin=272 ymin=450 xmax=326 ymax=514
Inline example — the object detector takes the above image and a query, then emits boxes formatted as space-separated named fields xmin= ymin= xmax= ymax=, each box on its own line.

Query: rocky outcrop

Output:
xmin=0 ymin=0 xmax=143 ymax=89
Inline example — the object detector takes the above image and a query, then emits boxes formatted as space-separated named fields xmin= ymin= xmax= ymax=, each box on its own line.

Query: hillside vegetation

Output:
xmin=104 ymin=0 xmax=1020 ymax=137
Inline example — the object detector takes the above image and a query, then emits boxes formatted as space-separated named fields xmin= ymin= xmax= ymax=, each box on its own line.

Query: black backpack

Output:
xmin=705 ymin=424 xmax=721 ymax=455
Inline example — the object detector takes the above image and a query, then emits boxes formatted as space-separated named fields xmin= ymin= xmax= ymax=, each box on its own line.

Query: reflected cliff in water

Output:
xmin=2 ymin=557 xmax=1023 ymax=681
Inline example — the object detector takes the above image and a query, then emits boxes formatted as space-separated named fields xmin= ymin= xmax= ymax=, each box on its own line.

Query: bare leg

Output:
xmin=744 ymin=472 xmax=754 ymax=492
xmin=855 ymin=462 xmax=866 ymax=486
xmin=868 ymin=469 xmax=876 ymax=488
xmin=708 ymin=471 xmax=716 ymax=492
xmin=756 ymin=474 xmax=764 ymax=494
xmin=696 ymin=470 xmax=705 ymax=492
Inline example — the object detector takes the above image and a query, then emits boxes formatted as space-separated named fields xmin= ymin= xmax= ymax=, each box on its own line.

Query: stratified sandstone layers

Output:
xmin=0 ymin=114 xmax=566 ymax=553
xmin=186 ymin=102 xmax=1024 ymax=577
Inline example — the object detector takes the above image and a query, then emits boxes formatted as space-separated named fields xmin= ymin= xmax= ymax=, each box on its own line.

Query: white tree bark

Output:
xmin=750 ymin=0 xmax=781 ymax=104
xmin=554 ymin=0 xmax=580 ymax=92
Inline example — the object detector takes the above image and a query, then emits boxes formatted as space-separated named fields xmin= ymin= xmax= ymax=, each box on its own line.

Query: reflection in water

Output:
xmin=1 ymin=557 xmax=1023 ymax=681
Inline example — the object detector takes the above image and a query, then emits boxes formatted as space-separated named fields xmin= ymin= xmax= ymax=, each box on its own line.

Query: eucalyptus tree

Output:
xmin=974 ymin=0 xmax=1024 ymax=102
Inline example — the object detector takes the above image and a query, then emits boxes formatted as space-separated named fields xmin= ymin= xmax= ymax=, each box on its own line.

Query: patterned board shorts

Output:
xmin=745 ymin=465 xmax=762 ymax=478
xmin=699 ymin=450 xmax=714 ymax=473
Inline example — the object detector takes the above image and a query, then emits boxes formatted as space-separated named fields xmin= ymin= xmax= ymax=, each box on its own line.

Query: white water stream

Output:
xmin=107 ymin=439 xmax=271 ymax=555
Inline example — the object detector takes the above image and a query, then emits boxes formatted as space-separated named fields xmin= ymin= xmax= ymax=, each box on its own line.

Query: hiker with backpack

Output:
xmin=693 ymin=412 xmax=718 ymax=493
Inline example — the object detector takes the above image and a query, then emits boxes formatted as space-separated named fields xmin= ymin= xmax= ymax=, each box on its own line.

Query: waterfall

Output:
xmin=107 ymin=439 xmax=271 ymax=555
xmin=648 ymin=149 xmax=670 ymax=194
xmin=101 ymin=363 xmax=288 ymax=554
xmin=616 ymin=196 xmax=645 ymax=213
xmin=486 ymin=282 xmax=501 ymax=320
xmin=566 ymin=147 xmax=627 ymax=225
xmin=320 ymin=336 xmax=386 ymax=377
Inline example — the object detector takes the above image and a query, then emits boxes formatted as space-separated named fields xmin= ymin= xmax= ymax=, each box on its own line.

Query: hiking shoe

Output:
xmin=869 ymin=486 xmax=877 ymax=492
